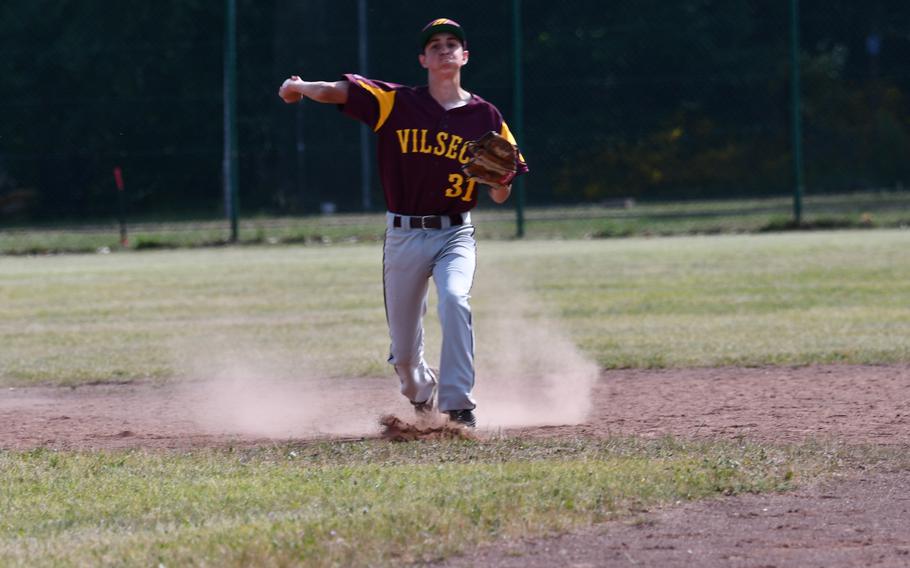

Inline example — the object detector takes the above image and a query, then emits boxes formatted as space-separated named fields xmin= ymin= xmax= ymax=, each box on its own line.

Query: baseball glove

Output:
xmin=462 ymin=131 xmax=518 ymax=188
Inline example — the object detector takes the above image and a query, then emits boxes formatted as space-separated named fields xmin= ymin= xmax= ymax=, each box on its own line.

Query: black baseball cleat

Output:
xmin=447 ymin=409 xmax=476 ymax=428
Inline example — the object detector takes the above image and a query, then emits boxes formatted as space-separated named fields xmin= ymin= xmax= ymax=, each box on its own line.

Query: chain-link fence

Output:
xmin=1 ymin=0 xmax=908 ymax=223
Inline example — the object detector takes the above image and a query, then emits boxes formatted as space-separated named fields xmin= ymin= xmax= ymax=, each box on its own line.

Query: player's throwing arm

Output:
xmin=278 ymin=75 xmax=349 ymax=105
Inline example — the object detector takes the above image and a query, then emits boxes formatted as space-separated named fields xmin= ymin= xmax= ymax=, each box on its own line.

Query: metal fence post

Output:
xmin=358 ymin=0 xmax=372 ymax=211
xmin=223 ymin=0 xmax=239 ymax=241
xmin=512 ymin=0 xmax=526 ymax=238
xmin=790 ymin=0 xmax=804 ymax=225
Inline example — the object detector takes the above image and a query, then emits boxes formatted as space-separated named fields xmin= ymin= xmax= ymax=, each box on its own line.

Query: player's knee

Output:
xmin=437 ymin=288 xmax=471 ymax=316
xmin=439 ymin=286 xmax=469 ymax=303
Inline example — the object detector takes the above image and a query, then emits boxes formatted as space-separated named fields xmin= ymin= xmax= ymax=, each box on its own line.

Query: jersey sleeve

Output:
xmin=339 ymin=74 xmax=399 ymax=132
xmin=499 ymin=120 xmax=530 ymax=176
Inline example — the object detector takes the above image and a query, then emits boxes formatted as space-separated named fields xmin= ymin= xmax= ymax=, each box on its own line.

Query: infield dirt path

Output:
xmin=2 ymin=364 xmax=909 ymax=567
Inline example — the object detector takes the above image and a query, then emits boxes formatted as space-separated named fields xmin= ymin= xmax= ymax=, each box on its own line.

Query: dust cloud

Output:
xmin=471 ymin=264 xmax=600 ymax=430
xmin=172 ymin=340 xmax=405 ymax=439
xmin=170 ymin=258 xmax=598 ymax=437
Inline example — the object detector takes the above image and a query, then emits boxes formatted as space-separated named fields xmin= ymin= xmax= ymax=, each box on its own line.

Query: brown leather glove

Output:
xmin=462 ymin=131 xmax=517 ymax=188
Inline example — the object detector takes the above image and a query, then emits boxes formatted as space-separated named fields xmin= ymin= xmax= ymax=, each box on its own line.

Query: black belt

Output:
xmin=392 ymin=214 xmax=464 ymax=229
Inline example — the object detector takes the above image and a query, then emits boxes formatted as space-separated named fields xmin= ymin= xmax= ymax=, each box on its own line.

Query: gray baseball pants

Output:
xmin=383 ymin=211 xmax=476 ymax=412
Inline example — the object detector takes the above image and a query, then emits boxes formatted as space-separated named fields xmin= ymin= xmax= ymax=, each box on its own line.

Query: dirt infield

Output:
xmin=2 ymin=364 xmax=907 ymax=449
xmin=507 ymin=364 xmax=910 ymax=446
xmin=2 ymin=364 xmax=909 ymax=567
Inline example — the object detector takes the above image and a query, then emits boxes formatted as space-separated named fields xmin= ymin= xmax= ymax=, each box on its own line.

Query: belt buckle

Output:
xmin=419 ymin=215 xmax=433 ymax=229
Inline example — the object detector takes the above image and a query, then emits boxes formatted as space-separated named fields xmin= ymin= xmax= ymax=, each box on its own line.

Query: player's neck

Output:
xmin=427 ymin=73 xmax=470 ymax=111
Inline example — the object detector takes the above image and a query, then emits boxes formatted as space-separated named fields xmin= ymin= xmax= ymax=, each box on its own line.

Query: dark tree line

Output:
xmin=1 ymin=0 xmax=908 ymax=221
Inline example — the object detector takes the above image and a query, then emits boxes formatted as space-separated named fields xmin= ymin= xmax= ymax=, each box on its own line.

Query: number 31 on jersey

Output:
xmin=444 ymin=173 xmax=477 ymax=202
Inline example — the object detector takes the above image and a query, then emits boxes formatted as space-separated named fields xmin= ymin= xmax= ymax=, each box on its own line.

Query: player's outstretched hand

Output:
xmin=278 ymin=76 xmax=305 ymax=103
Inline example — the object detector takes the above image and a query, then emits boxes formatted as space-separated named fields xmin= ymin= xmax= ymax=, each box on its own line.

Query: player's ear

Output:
xmin=462 ymin=49 xmax=469 ymax=65
xmin=418 ymin=53 xmax=428 ymax=69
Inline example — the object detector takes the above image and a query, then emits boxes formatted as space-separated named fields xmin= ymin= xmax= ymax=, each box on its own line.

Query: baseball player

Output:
xmin=278 ymin=18 xmax=528 ymax=428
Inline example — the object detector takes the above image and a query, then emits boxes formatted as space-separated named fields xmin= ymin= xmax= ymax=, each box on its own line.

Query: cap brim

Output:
xmin=419 ymin=24 xmax=465 ymax=49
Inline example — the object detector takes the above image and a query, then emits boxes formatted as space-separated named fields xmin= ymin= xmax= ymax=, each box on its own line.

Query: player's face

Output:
xmin=419 ymin=33 xmax=468 ymax=73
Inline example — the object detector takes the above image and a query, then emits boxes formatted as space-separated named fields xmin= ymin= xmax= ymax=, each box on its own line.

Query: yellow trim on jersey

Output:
xmin=356 ymin=80 xmax=396 ymax=132
xmin=500 ymin=121 xmax=526 ymax=164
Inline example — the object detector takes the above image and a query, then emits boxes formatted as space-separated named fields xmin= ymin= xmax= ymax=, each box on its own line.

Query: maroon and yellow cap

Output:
xmin=419 ymin=18 xmax=466 ymax=50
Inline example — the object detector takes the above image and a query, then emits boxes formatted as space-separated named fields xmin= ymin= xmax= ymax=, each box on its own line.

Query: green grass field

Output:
xmin=1 ymin=230 xmax=908 ymax=386
xmin=0 ymin=438 xmax=868 ymax=567
xmin=1 ymin=226 xmax=909 ymax=566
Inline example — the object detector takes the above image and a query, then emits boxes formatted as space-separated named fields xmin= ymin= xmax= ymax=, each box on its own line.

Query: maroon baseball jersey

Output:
xmin=340 ymin=73 xmax=529 ymax=216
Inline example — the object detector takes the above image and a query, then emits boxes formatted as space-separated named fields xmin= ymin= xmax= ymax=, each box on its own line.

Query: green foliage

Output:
xmin=1 ymin=1 xmax=909 ymax=219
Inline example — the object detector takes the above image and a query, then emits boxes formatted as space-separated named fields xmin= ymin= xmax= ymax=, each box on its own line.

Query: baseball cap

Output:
xmin=419 ymin=18 xmax=466 ymax=50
